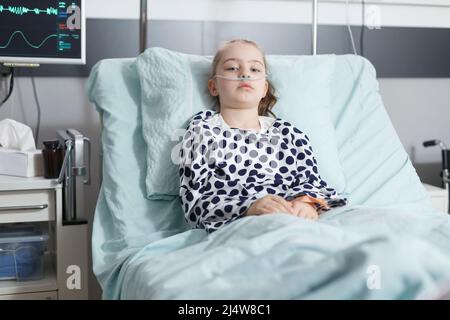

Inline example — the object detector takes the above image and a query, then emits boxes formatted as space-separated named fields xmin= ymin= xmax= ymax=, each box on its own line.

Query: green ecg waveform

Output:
xmin=0 ymin=31 xmax=58 ymax=49
xmin=0 ymin=5 xmax=58 ymax=15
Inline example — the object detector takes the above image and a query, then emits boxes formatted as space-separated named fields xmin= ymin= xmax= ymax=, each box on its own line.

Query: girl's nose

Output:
xmin=239 ymin=67 xmax=252 ymax=78
xmin=239 ymin=74 xmax=251 ymax=80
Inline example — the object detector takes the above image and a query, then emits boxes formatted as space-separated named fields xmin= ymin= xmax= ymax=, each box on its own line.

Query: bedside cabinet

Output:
xmin=422 ymin=183 xmax=449 ymax=213
xmin=0 ymin=174 xmax=88 ymax=300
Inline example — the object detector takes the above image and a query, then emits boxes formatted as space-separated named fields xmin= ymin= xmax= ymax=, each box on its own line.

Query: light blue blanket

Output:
xmin=117 ymin=205 xmax=450 ymax=299
xmin=86 ymin=52 xmax=450 ymax=299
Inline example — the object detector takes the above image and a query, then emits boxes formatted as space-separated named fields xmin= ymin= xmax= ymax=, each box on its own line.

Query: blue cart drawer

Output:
xmin=0 ymin=224 xmax=49 ymax=281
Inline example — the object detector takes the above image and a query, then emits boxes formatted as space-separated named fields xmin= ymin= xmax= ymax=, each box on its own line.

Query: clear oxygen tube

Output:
xmin=213 ymin=74 xmax=268 ymax=81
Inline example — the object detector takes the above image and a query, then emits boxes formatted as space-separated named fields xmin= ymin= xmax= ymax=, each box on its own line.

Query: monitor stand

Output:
xmin=3 ymin=63 xmax=40 ymax=68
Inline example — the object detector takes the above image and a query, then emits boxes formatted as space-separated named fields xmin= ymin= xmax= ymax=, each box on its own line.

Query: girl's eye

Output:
xmin=225 ymin=66 xmax=263 ymax=72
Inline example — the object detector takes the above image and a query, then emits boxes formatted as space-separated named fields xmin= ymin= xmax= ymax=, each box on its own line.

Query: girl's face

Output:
xmin=208 ymin=43 xmax=269 ymax=111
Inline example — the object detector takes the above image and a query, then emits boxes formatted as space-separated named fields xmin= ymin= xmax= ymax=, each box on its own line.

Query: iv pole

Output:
xmin=312 ymin=0 xmax=318 ymax=55
xmin=140 ymin=0 xmax=148 ymax=53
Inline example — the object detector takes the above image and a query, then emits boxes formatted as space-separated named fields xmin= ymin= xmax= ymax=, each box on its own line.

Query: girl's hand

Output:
xmin=245 ymin=195 xmax=295 ymax=216
xmin=289 ymin=198 xmax=319 ymax=220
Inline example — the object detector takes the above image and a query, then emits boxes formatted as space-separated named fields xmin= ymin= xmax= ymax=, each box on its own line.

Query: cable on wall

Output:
xmin=0 ymin=66 xmax=14 ymax=107
xmin=29 ymin=69 xmax=42 ymax=149
xmin=360 ymin=0 xmax=366 ymax=56
xmin=346 ymin=0 xmax=358 ymax=55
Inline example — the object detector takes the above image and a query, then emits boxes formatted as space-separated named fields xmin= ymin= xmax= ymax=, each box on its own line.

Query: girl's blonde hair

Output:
xmin=209 ymin=39 xmax=277 ymax=117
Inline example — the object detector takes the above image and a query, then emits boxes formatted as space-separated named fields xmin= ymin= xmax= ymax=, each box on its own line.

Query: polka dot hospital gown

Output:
xmin=179 ymin=110 xmax=347 ymax=233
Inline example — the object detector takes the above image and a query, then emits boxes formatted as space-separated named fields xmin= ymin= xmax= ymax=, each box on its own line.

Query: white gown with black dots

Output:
xmin=179 ymin=110 xmax=347 ymax=233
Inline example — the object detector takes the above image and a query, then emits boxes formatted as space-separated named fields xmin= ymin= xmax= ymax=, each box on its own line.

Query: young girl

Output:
xmin=179 ymin=39 xmax=347 ymax=233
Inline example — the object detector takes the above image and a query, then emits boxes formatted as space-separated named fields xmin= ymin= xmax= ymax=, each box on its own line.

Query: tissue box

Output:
xmin=0 ymin=148 xmax=44 ymax=177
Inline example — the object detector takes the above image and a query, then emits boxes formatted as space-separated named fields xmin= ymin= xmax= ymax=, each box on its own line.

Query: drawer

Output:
xmin=0 ymin=190 xmax=55 ymax=223
xmin=0 ymin=290 xmax=57 ymax=300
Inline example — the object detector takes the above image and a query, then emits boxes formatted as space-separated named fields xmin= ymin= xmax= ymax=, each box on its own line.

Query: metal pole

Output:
xmin=312 ymin=0 xmax=318 ymax=55
xmin=140 ymin=0 xmax=148 ymax=53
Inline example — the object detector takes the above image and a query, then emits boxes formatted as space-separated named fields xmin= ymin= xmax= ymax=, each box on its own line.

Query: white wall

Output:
xmin=88 ymin=0 xmax=450 ymax=28
xmin=379 ymin=78 xmax=450 ymax=164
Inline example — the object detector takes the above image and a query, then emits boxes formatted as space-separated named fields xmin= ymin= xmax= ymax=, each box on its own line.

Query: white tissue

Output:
xmin=0 ymin=118 xmax=37 ymax=151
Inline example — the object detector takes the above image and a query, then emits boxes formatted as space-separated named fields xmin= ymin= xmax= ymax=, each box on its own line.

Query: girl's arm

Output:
xmin=287 ymin=131 xmax=347 ymax=214
xmin=179 ymin=121 xmax=257 ymax=233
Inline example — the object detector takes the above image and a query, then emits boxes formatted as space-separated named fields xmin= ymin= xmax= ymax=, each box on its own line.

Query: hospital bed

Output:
xmin=86 ymin=48 xmax=450 ymax=299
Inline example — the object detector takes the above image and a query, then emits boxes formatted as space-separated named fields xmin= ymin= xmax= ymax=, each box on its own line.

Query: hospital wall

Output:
xmin=1 ymin=0 xmax=450 ymax=300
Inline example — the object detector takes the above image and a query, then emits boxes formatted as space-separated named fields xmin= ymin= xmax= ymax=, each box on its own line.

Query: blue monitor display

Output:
xmin=0 ymin=0 xmax=85 ymax=65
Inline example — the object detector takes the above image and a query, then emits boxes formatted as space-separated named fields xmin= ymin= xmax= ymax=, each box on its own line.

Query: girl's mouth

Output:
xmin=239 ymin=83 xmax=253 ymax=89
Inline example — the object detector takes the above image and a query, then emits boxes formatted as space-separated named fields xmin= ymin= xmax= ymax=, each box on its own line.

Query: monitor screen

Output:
xmin=0 ymin=0 xmax=85 ymax=65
